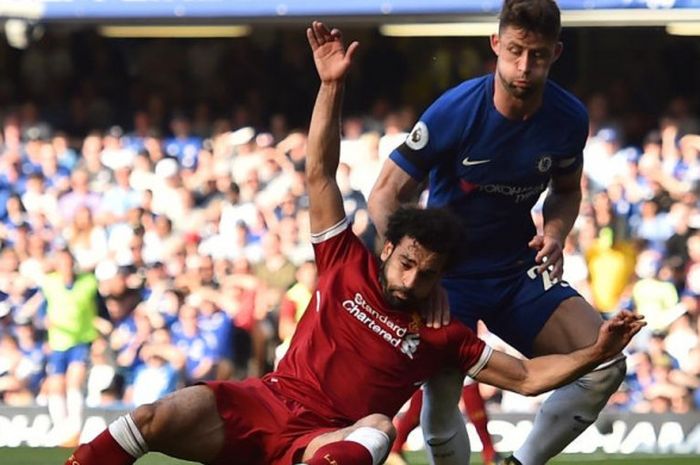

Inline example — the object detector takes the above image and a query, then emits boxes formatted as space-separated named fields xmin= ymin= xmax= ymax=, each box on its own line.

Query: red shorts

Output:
xmin=204 ymin=378 xmax=341 ymax=465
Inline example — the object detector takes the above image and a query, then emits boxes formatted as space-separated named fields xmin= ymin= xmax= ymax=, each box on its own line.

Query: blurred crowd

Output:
xmin=0 ymin=89 xmax=699 ymax=434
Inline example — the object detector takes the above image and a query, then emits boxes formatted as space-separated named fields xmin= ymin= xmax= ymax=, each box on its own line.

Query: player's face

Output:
xmin=490 ymin=26 xmax=562 ymax=101
xmin=379 ymin=237 xmax=446 ymax=310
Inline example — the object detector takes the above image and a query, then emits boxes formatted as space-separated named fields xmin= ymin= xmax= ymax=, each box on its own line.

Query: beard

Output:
xmin=497 ymin=69 xmax=540 ymax=100
xmin=378 ymin=260 xmax=418 ymax=311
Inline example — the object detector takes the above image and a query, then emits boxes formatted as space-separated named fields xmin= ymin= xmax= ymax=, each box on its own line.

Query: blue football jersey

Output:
xmin=390 ymin=74 xmax=588 ymax=276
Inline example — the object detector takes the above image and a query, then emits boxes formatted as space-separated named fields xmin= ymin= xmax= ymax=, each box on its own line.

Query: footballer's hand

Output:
xmin=420 ymin=286 xmax=451 ymax=329
xmin=306 ymin=21 xmax=359 ymax=84
xmin=595 ymin=311 xmax=646 ymax=360
xmin=529 ymin=234 xmax=564 ymax=280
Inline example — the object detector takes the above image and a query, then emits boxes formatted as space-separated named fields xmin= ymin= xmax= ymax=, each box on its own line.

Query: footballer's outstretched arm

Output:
xmin=305 ymin=21 xmax=359 ymax=235
xmin=368 ymin=159 xmax=421 ymax=240
xmin=474 ymin=311 xmax=645 ymax=396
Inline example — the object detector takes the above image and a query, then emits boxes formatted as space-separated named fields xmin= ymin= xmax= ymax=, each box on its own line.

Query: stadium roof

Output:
xmin=1 ymin=0 xmax=700 ymax=23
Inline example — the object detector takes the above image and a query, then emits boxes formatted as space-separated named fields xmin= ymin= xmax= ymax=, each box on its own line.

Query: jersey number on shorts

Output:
xmin=526 ymin=266 xmax=568 ymax=292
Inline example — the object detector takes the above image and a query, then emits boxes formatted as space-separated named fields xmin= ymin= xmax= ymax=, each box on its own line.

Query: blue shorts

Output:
xmin=46 ymin=343 xmax=91 ymax=376
xmin=443 ymin=263 xmax=580 ymax=358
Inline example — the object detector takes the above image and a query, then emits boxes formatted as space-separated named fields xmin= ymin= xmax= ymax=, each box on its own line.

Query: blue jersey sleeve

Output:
xmin=552 ymin=93 xmax=589 ymax=176
xmin=389 ymin=82 xmax=480 ymax=181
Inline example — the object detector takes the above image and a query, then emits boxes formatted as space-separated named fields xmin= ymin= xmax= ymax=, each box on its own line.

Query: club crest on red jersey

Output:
xmin=400 ymin=333 xmax=420 ymax=359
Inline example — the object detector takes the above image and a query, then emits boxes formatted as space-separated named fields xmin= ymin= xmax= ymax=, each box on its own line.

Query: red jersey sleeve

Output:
xmin=310 ymin=218 xmax=368 ymax=274
xmin=448 ymin=324 xmax=494 ymax=378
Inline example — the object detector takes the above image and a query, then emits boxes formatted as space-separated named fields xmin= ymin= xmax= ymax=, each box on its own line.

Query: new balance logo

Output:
xmin=462 ymin=156 xmax=491 ymax=167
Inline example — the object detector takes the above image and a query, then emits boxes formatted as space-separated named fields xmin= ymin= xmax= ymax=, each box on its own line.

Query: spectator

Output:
xmin=97 ymin=166 xmax=141 ymax=225
xmin=253 ymin=232 xmax=296 ymax=291
xmin=57 ymin=169 xmax=101 ymax=225
xmin=85 ymin=336 xmax=119 ymax=407
xmin=42 ymin=248 xmax=99 ymax=445
xmin=164 ymin=114 xmax=202 ymax=171
xmin=585 ymin=227 xmax=637 ymax=316
xmin=0 ymin=332 xmax=36 ymax=405
xmin=22 ymin=172 xmax=60 ymax=225
xmin=195 ymin=290 xmax=234 ymax=380
xmin=630 ymin=248 xmax=683 ymax=332
xmin=171 ymin=303 xmax=215 ymax=384
xmin=13 ymin=315 xmax=46 ymax=398
xmin=131 ymin=328 xmax=182 ymax=406
xmin=275 ymin=261 xmax=317 ymax=366
xmin=64 ymin=206 xmax=108 ymax=272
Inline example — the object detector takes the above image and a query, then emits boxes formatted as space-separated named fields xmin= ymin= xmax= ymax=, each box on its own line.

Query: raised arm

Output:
xmin=474 ymin=310 xmax=645 ymax=396
xmin=305 ymin=21 xmax=359 ymax=234
xmin=367 ymin=159 xmax=421 ymax=240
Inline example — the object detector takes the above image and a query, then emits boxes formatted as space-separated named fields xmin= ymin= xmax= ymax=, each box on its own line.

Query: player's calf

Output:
xmin=513 ymin=357 xmax=626 ymax=465
xmin=64 ymin=414 xmax=146 ymax=465
xmin=65 ymin=385 xmax=225 ymax=465
xmin=304 ymin=414 xmax=395 ymax=465
xmin=421 ymin=369 xmax=470 ymax=465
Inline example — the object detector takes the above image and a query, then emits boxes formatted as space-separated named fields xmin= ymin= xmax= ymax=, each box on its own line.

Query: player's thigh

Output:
xmin=302 ymin=413 xmax=395 ymax=461
xmin=46 ymin=373 xmax=66 ymax=393
xmin=65 ymin=362 xmax=87 ymax=388
xmin=483 ymin=268 xmax=583 ymax=357
xmin=441 ymin=276 xmax=496 ymax=330
xmin=65 ymin=345 xmax=90 ymax=387
xmin=532 ymin=296 xmax=603 ymax=356
xmin=46 ymin=349 xmax=70 ymax=380
xmin=132 ymin=384 xmax=225 ymax=463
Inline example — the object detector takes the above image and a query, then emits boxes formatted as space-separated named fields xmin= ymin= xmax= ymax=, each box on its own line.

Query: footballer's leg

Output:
xmin=461 ymin=379 xmax=498 ymax=465
xmin=507 ymin=296 xmax=626 ymax=465
xmin=65 ymin=385 xmax=225 ymax=465
xmin=420 ymin=368 xmax=470 ymax=465
xmin=302 ymin=414 xmax=396 ymax=465
xmin=386 ymin=389 xmax=423 ymax=465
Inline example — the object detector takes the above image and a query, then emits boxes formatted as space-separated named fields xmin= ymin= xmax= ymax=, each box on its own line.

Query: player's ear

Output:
xmin=489 ymin=33 xmax=500 ymax=56
xmin=380 ymin=242 xmax=394 ymax=262
xmin=551 ymin=41 xmax=563 ymax=63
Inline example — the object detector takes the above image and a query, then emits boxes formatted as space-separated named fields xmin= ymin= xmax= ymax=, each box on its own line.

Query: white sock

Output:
xmin=421 ymin=369 xmax=471 ymax=465
xmin=66 ymin=388 xmax=84 ymax=432
xmin=514 ymin=357 xmax=626 ymax=465
xmin=108 ymin=414 xmax=149 ymax=458
xmin=48 ymin=394 xmax=67 ymax=428
xmin=345 ymin=427 xmax=391 ymax=465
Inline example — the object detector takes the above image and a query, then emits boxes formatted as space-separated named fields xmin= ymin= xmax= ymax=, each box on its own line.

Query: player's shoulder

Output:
xmin=434 ymin=75 xmax=491 ymax=109
xmin=312 ymin=218 xmax=375 ymax=272
xmin=430 ymin=319 xmax=476 ymax=342
xmin=544 ymin=80 xmax=589 ymax=128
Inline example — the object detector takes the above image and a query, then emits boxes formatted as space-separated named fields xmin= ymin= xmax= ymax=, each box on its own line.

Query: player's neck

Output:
xmin=493 ymin=86 xmax=543 ymax=121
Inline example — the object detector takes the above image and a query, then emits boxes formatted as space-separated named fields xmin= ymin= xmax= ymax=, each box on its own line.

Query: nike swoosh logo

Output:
xmin=462 ymin=157 xmax=491 ymax=167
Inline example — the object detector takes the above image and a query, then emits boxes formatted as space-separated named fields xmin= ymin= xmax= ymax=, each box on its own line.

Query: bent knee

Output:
xmin=423 ymin=370 xmax=463 ymax=405
xmin=131 ymin=402 xmax=161 ymax=445
xmin=577 ymin=357 xmax=626 ymax=403
xmin=356 ymin=414 xmax=396 ymax=442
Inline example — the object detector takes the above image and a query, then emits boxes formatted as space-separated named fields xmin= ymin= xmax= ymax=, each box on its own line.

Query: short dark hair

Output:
xmin=499 ymin=0 xmax=561 ymax=41
xmin=385 ymin=207 xmax=464 ymax=270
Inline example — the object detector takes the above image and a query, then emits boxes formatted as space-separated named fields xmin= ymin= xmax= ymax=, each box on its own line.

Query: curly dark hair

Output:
xmin=384 ymin=207 xmax=464 ymax=270
xmin=499 ymin=0 xmax=561 ymax=41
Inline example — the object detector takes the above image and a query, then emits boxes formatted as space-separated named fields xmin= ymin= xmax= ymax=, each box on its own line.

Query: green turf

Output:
xmin=1 ymin=448 xmax=697 ymax=465
xmin=0 ymin=447 xmax=198 ymax=465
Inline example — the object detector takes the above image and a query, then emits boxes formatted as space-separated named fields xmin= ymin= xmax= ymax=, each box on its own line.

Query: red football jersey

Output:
xmin=268 ymin=219 xmax=492 ymax=424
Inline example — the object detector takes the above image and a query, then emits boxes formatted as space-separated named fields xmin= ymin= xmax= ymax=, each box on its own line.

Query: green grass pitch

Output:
xmin=1 ymin=448 xmax=698 ymax=465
